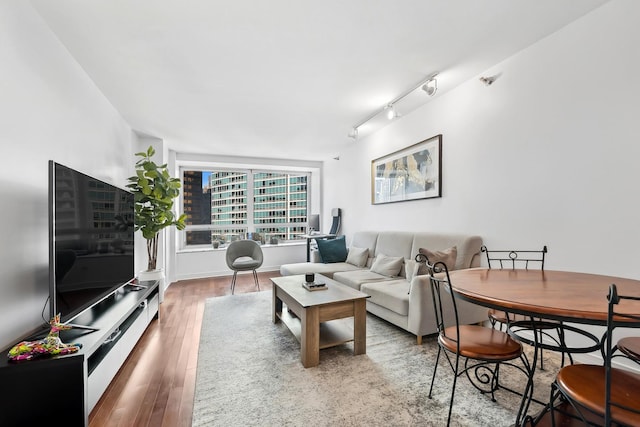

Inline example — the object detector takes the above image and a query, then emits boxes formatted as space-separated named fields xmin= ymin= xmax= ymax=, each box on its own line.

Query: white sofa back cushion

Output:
xmin=350 ymin=231 xmax=379 ymax=267
xmin=348 ymin=231 xmax=482 ymax=271
xmin=374 ymin=232 xmax=415 ymax=259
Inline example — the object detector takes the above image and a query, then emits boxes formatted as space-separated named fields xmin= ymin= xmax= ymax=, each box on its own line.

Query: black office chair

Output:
xmin=329 ymin=208 xmax=341 ymax=235
xmin=307 ymin=208 xmax=341 ymax=260
xmin=548 ymin=284 xmax=640 ymax=426
xmin=421 ymin=254 xmax=531 ymax=426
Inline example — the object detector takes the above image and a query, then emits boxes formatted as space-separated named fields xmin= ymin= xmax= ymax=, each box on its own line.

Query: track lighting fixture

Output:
xmin=421 ymin=78 xmax=437 ymax=96
xmin=479 ymin=75 xmax=498 ymax=86
xmin=385 ymin=104 xmax=398 ymax=120
xmin=348 ymin=72 xmax=438 ymax=139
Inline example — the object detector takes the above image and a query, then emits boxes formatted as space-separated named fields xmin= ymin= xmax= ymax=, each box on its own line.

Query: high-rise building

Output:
xmin=253 ymin=172 xmax=307 ymax=241
xmin=183 ymin=170 xmax=309 ymax=245
xmin=183 ymin=171 xmax=212 ymax=244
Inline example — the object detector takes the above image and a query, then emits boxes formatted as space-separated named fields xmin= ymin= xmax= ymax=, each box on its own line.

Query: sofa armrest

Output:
xmin=310 ymin=249 xmax=322 ymax=263
xmin=407 ymin=272 xmax=490 ymax=339
xmin=407 ymin=275 xmax=437 ymax=336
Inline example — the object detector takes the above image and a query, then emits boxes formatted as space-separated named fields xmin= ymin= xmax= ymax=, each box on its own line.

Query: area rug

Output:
xmin=192 ymin=291 xmax=561 ymax=426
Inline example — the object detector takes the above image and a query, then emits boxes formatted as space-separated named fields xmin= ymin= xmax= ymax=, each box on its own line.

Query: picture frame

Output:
xmin=371 ymin=134 xmax=442 ymax=204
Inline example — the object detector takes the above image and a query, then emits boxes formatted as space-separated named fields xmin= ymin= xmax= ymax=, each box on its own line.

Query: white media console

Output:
xmin=0 ymin=279 xmax=160 ymax=426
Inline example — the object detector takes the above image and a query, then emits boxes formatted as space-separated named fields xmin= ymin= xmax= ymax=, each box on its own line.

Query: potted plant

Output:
xmin=127 ymin=146 xmax=187 ymax=274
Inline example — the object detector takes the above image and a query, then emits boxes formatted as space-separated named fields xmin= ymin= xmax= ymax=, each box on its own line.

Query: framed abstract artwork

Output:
xmin=371 ymin=134 xmax=442 ymax=204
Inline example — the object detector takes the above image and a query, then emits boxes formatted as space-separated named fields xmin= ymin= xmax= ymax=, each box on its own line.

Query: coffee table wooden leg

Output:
xmin=301 ymin=306 xmax=320 ymax=368
xmin=272 ymin=285 xmax=282 ymax=323
xmin=353 ymin=299 xmax=366 ymax=356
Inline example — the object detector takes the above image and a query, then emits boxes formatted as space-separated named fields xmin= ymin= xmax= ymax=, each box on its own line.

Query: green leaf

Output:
xmin=129 ymin=144 xmax=185 ymax=267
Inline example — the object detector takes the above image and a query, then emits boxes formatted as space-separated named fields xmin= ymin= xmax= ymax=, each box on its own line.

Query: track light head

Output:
xmin=479 ymin=75 xmax=498 ymax=86
xmin=421 ymin=78 xmax=437 ymax=96
xmin=348 ymin=71 xmax=438 ymax=135
xmin=385 ymin=104 xmax=398 ymax=120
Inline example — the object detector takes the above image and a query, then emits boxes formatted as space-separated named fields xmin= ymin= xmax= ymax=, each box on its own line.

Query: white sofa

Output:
xmin=280 ymin=231 xmax=487 ymax=344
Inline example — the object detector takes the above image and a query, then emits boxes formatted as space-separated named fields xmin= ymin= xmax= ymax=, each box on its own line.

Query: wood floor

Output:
xmin=88 ymin=270 xmax=281 ymax=427
xmin=88 ymin=271 xmax=593 ymax=426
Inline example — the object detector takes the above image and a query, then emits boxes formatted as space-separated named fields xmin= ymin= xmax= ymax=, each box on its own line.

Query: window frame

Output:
xmin=179 ymin=165 xmax=313 ymax=249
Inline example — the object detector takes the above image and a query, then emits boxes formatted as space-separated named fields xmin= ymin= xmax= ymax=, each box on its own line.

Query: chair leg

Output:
xmin=231 ymin=271 xmax=238 ymax=294
xmin=538 ymin=329 xmax=545 ymax=370
xmin=252 ymin=269 xmax=260 ymax=291
xmin=428 ymin=346 xmax=442 ymax=399
xmin=490 ymin=363 xmax=499 ymax=402
xmin=489 ymin=317 xmax=497 ymax=329
xmin=557 ymin=323 xmax=574 ymax=367
xmin=446 ymin=353 xmax=460 ymax=427
xmin=428 ymin=345 xmax=455 ymax=427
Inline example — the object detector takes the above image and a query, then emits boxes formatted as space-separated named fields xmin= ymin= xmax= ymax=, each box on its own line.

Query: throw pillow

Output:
xmin=370 ymin=253 xmax=404 ymax=277
xmin=316 ymin=236 xmax=348 ymax=263
xmin=417 ymin=246 xmax=458 ymax=273
xmin=346 ymin=246 xmax=369 ymax=267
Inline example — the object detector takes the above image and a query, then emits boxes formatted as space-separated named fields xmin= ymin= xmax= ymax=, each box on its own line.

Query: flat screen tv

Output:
xmin=49 ymin=161 xmax=135 ymax=325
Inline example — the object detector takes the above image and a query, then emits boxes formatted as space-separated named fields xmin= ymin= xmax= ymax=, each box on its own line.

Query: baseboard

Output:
xmin=174 ymin=267 xmax=281 ymax=282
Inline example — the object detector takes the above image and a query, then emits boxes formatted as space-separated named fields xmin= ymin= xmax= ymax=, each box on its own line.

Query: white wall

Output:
xmin=326 ymin=0 xmax=639 ymax=278
xmin=2 ymin=0 xmax=636 ymax=356
xmin=324 ymin=0 xmax=640 ymax=363
xmin=0 ymin=1 xmax=134 ymax=349
xmin=176 ymin=243 xmax=305 ymax=280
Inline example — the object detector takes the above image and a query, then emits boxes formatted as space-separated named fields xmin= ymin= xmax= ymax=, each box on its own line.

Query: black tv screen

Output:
xmin=49 ymin=161 xmax=135 ymax=324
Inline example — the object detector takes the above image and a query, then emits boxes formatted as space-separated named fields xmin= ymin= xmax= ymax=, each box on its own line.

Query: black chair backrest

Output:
xmin=417 ymin=253 xmax=460 ymax=350
xmin=329 ymin=208 xmax=341 ymax=235
xmin=481 ymin=245 xmax=547 ymax=270
xmin=604 ymin=284 xmax=640 ymax=424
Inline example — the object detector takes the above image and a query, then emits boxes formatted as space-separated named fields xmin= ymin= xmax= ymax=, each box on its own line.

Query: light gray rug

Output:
xmin=193 ymin=291 xmax=560 ymax=426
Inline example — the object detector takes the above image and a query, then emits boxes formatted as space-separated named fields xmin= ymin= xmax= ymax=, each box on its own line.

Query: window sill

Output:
xmin=176 ymin=240 xmax=305 ymax=254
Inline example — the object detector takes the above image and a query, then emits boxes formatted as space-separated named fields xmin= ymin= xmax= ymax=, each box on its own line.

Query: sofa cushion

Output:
xmin=316 ymin=236 xmax=347 ymax=263
xmin=361 ymin=280 xmax=410 ymax=316
xmin=350 ymin=232 xmax=378 ymax=268
xmin=370 ymin=253 xmax=404 ymax=277
xmin=333 ymin=270 xmax=391 ymax=290
xmin=411 ymin=233 xmax=482 ymax=270
xmin=417 ymin=246 xmax=457 ymax=274
xmin=279 ymin=262 xmax=361 ymax=278
xmin=374 ymin=232 xmax=415 ymax=259
xmin=346 ymin=246 xmax=369 ymax=267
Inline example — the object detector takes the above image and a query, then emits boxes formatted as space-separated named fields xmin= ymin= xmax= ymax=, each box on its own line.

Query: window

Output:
xmin=181 ymin=169 xmax=311 ymax=247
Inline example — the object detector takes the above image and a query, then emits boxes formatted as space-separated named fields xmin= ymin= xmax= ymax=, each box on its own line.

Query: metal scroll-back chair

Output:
xmin=482 ymin=245 xmax=569 ymax=369
xmin=420 ymin=254 xmax=532 ymax=427
xmin=548 ymin=284 xmax=640 ymax=426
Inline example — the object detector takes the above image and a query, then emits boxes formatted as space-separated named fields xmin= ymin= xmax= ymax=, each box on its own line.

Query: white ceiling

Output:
xmin=30 ymin=0 xmax=609 ymax=161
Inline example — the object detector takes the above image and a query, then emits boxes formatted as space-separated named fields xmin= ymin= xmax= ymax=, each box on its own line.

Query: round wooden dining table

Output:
xmin=447 ymin=267 xmax=640 ymax=425
xmin=448 ymin=268 xmax=640 ymax=325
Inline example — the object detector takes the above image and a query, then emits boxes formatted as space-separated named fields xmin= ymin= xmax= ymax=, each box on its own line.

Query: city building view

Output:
xmin=182 ymin=170 xmax=309 ymax=246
